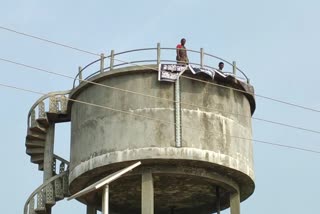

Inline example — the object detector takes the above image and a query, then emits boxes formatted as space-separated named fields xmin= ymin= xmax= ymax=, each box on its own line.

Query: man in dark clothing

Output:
xmin=176 ymin=38 xmax=189 ymax=65
xmin=218 ymin=62 xmax=224 ymax=71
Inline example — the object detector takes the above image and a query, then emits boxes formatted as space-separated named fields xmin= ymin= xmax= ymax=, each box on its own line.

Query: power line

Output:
xmin=1 ymin=82 xmax=320 ymax=155
xmin=0 ymin=26 xmax=99 ymax=57
xmin=180 ymin=75 xmax=320 ymax=113
xmin=1 ymin=57 xmax=320 ymax=135
xmin=1 ymin=25 xmax=319 ymax=113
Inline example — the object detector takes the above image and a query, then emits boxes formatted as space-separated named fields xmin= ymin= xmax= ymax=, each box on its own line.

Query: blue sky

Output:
xmin=1 ymin=0 xmax=320 ymax=213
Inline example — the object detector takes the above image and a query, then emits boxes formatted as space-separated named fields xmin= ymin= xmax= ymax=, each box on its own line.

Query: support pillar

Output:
xmin=87 ymin=205 xmax=97 ymax=214
xmin=44 ymin=123 xmax=55 ymax=181
xmin=102 ymin=185 xmax=109 ymax=214
xmin=142 ymin=171 xmax=154 ymax=214
xmin=216 ymin=186 xmax=221 ymax=214
xmin=230 ymin=191 xmax=240 ymax=214
xmin=43 ymin=123 xmax=55 ymax=214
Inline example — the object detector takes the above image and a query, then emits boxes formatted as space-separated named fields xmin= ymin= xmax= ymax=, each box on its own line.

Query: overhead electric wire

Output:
xmin=0 ymin=26 xmax=99 ymax=57
xmin=1 ymin=25 xmax=319 ymax=113
xmin=1 ymin=82 xmax=320 ymax=155
xmin=1 ymin=57 xmax=320 ymax=135
xmin=0 ymin=26 xmax=320 ymax=113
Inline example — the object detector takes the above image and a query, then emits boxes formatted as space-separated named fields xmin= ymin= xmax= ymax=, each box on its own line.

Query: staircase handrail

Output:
xmin=27 ymin=90 xmax=71 ymax=128
xmin=23 ymin=171 xmax=68 ymax=214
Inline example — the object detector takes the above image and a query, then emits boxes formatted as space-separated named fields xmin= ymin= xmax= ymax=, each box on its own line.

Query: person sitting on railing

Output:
xmin=176 ymin=38 xmax=189 ymax=65
xmin=218 ymin=62 xmax=224 ymax=71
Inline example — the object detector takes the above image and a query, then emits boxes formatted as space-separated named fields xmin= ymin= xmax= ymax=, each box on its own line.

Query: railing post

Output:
xmin=100 ymin=53 xmax=105 ymax=73
xmin=78 ymin=66 xmax=82 ymax=84
xmin=110 ymin=50 xmax=114 ymax=71
xmin=200 ymin=48 xmax=204 ymax=68
xmin=157 ymin=43 xmax=161 ymax=67
xmin=233 ymin=61 xmax=237 ymax=76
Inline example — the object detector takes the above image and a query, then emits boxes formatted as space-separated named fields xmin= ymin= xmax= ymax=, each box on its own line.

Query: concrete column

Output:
xmin=43 ymin=123 xmax=55 ymax=214
xmin=102 ymin=185 xmax=109 ymax=214
xmin=87 ymin=205 xmax=97 ymax=214
xmin=230 ymin=191 xmax=240 ymax=214
xmin=141 ymin=172 xmax=154 ymax=214
xmin=216 ymin=186 xmax=221 ymax=214
xmin=44 ymin=123 xmax=55 ymax=181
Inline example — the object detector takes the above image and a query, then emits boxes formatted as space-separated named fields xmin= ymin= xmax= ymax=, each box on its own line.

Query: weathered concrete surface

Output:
xmin=68 ymin=65 xmax=255 ymax=213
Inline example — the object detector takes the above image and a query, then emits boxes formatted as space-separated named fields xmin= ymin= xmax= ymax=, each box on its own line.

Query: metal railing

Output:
xmin=27 ymin=90 xmax=71 ymax=129
xmin=73 ymin=43 xmax=250 ymax=88
xmin=24 ymin=171 xmax=68 ymax=214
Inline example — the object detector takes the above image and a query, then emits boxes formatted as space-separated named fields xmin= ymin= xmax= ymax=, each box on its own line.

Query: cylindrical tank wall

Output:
xmin=68 ymin=66 xmax=255 ymax=212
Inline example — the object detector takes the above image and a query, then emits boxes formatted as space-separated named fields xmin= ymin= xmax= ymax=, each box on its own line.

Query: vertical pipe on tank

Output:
xmin=175 ymin=78 xmax=182 ymax=147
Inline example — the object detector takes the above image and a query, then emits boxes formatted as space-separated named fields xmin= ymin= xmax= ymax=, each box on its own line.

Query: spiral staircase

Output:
xmin=24 ymin=90 xmax=71 ymax=214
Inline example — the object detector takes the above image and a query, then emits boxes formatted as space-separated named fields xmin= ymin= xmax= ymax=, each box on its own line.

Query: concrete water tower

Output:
xmin=24 ymin=43 xmax=255 ymax=214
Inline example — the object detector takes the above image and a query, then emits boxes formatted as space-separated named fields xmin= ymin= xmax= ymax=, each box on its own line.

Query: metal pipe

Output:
xmin=175 ymin=78 xmax=182 ymax=148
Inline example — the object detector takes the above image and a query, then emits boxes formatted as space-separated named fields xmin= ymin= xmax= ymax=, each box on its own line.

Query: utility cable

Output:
xmin=1 ymin=57 xmax=320 ymax=135
xmin=1 ymin=82 xmax=320 ymax=155
xmin=0 ymin=25 xmax=319 ymax=113
xmin=0 ymin=26 xmax=99 ymax=57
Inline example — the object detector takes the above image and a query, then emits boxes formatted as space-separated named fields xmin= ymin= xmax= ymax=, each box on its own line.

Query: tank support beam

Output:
xmin=102 ymin=185 xmax=109 ymax=214
xmin=87 ymin=205 xmax=97 ymax=214
xmin=141 ymin=171 xmax=154 ymax=214
xmin=216 ymin=186 xmax=221 ymax=214
xmin=230 ymin=191 xmax=240 ymax=214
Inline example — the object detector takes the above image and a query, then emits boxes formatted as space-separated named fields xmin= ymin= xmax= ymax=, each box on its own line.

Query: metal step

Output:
xmin=26 ymin=148 xmax=44 ymax=155
xmin=34 ymin=208 xmax=46 ymax=214
xmin=36 ymin=117 xmax=49 ymax=129
xmin=31 ymin=155 xmax=44 ymax=164
xmin=26 ymin=130 xmax=46 ymax=141
xmin=30 ymin=125 xmax=47 ymax=135
xmin=26 ymin=140 xmax=45 ymax=148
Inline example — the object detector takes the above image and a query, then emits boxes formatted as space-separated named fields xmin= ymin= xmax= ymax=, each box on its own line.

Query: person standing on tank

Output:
xmin=176 ymin=38 xmax=189 ymax=65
